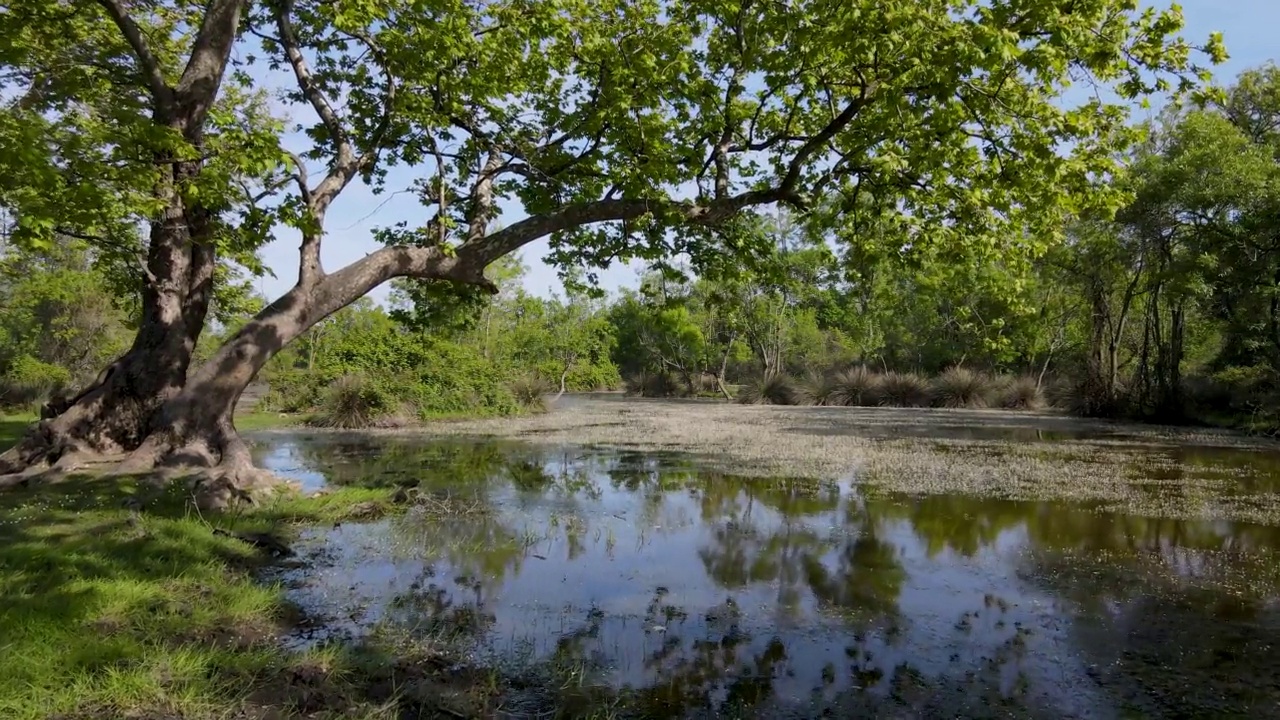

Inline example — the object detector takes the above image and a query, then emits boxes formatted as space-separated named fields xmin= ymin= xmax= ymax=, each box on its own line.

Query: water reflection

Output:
xmin=257 ymin=434 xmax=1280 ymax=717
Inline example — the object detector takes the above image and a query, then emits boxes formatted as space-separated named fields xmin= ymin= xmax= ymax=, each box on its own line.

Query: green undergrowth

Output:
xmin=0 ymin=474 xmax=404 ymax=719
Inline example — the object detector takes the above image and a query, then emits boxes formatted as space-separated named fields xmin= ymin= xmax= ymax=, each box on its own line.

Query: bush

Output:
xmin=0 ymin=355 xmax=72 ymax=409
xmin=877 ymin=371 xmax=931 ymax=407
xmin=995 ymin=375 xmax=1046 ymax=410
xmin=1049 ymin=375 xmax=1130 ymax=418
xmin=307 ymin=374 xmax=403 ymax=429
xmin=258 ymin=368 xmax=323 ymax=413
xmin=930 ymin=367 xmax=997 ymax=409
xmin=510 ymin=374 xmax=552 ymax=411
xmin=795 ymin=370 xmax=841 ymax=406
xmin=624 ymin=370 xmax=684 ymax=398
xmin=737 ymin=373 xmax=800 ymax=405
xmin=828 ymin=366 xmax=883 ymax=407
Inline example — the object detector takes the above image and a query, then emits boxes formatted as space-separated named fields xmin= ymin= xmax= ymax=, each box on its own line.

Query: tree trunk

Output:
xmin=106 ymin=242 xmax=481 ymax=503
xmin=0 ymin=155 xmax=215 ymax=474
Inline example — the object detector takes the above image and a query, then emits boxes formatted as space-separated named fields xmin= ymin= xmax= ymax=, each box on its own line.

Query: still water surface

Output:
xmin=253 ymin=432 xmax=1280 ymax=718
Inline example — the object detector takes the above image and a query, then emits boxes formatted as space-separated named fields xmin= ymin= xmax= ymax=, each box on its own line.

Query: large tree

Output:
xmin=0 ymin=0 xmax=1224 ymax=494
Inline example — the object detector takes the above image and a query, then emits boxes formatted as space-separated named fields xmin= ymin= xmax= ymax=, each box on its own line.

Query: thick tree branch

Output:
xmin=460 ymin=187 xmax=796 ymax=268
xmin=780 ymin=81 xmax=878 ymax=193
xmin=174 ymin=0 xmax=246 ymax=128
xmin=467 ymin=150 xmax=505 ymax=243
xmin=94 ymin=0 xmax=172 ymax=104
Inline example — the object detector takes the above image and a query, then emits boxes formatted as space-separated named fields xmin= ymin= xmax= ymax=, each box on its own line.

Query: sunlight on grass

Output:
xmin=0 ymin=474 xmax=399 ymax=719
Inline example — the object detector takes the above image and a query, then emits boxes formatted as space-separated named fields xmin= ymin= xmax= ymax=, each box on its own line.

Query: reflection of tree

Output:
xmin=697 ymin=479 xmax=905 ymax=625
xmin=865 ymin=490 xmax=1280 ymax=560
xmin=1030 ymin=552 xmax=1280 ymax=716
xmin=803 ymin=530 xmax=905 ymax=623
xmin=282 ymin=434 xmax=520 ymax=489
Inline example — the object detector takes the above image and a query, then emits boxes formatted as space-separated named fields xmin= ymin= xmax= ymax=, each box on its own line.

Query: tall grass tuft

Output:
xmin=828 ymin=366 xmax=883 ymax=407
xmin=996 ymin=375 xmax=1046 ymax=410
xmin=795 ymin=370 xmax=842 ymax=406
xmin=877 ymin=371 xmax=931 ymax=407
xmin=624 ymin=370 xmax=683 ymax=398
xmin=308 ymin=374 xmax=403 ymax=428
xmin=510 ymin=374 xmax=551 ymax=411
xmin=930 ymin=367 xmax=997 ymax=409
xmin=737 ymin=373 xmax=800 ymax=405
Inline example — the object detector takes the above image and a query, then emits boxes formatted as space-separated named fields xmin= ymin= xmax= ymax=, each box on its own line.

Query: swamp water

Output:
xmin=252 ymin=432 xmax=1280 ymax=718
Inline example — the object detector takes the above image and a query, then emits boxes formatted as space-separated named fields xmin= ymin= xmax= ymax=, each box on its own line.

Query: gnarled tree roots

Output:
xmin=0 ymin=421 xmax=288 ymax=511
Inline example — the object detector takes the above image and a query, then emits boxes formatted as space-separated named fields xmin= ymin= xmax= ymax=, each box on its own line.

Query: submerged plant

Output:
xmin=930 ymin=367 xmax=997 ymax=409
xmin=829 ymin=366 xmax=883 ymax=407
xmin=877 ymin=371 xmax=931 ymax=407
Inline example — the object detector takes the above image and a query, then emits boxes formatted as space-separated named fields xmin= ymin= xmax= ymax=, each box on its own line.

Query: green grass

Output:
xmin=0 ymin=473 xmax=402 ymax=719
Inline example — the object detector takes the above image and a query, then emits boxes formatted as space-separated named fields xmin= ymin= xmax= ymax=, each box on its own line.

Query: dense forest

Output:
xmin=8 ymin=56 xmax=1280 ymax=438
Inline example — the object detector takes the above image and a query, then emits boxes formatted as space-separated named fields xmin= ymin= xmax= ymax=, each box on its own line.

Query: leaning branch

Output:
xmin=461 ymin=186 xmax=792 ymax=268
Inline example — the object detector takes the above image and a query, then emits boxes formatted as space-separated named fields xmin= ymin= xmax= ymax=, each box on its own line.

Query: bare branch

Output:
xmin=94 ymin=0 xmax=173 ymax=104
xmin=274 ymin=0 xmax=353 ymax=169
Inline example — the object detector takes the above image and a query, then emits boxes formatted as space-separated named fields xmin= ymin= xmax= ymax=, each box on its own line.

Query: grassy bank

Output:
xmin=0 ymin=473 xmax=408 ymax=719
xmin=0 ymin=409 xmax=407 ymax=719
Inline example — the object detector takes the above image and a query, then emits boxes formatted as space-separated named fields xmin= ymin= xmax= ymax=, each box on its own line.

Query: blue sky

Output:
xmin=251 ymin=0 xmax=1280 ymax=305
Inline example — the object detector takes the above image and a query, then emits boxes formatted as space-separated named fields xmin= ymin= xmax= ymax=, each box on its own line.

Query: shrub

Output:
xmin=1049 ymin=375 xmax=1130 ymax=418
xmin=828 ymin=366 xmax=883 ymax=407
xmin=995 ymin=375 xmax=1046 ymax=410
xmin=258 ymin=368 xmax=323 ymax=413
xmin=308 ymin=374 xmax=402 ymax=429
xmin=0 ymin=355 xmax=72 ymax=409
xmin=737 ymin=373 xmax=799 ymax=405
xmin=930 ymin=367 xmax=996 ymax=409
xmin=877 ymin=371 xmax=931 ymax=407
xmin=795 ymin=370 xmax=841 ymax=406
xmin=624 ymin=370 xmax=683 ymax=398
xmin=510 ymin=374 xmax=552 ymax=411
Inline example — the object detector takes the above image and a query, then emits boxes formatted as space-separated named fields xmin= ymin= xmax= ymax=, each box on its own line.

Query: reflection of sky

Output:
xmin=259 ymin=439 xmax=1166 ymax=714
